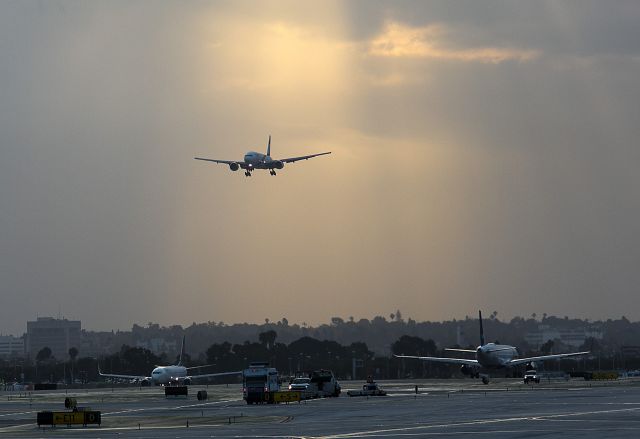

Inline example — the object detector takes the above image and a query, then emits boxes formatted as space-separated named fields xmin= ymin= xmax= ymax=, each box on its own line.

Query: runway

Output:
xmin=2 ymin=378 xmax=640 ymax=438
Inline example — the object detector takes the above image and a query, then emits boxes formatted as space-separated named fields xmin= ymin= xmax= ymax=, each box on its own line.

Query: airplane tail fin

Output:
xmin=177 ymin=335 xmax=186 ymax=366
xmin=266 ymin=135 xmax=271 ymax=157
xmin=479 ymin=310 xmax=485 ymax=346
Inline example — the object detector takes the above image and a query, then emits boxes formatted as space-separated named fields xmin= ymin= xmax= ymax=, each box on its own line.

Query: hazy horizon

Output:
xmin=3 ymin=309 xmax=635 ymax=337
xmin=2 ymin=1 xmax=640 ymax=335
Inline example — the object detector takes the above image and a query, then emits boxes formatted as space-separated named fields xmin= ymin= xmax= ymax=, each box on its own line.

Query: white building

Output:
xmin=524 ymin=324 xmax=603 ymax=350
xmin=0 ymin=335 xmax=24 ymax=358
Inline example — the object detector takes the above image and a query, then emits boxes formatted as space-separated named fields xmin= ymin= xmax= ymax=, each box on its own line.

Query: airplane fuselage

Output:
xmin=151 ymin=365 xmax=189 ymax=385
xmin=475 ymin=343 xmax=518 ymax=369
xmin=243 ymin=151 xmax=284 ymax=170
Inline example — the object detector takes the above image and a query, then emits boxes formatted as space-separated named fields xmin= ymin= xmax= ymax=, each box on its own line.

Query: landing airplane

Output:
xmin=194 ymin=135 xmax=331 ymax=176
xmin=99 ymin=336 xmax=241 ymax=386
xmin=395 ymin=311 xmax=589 ymax=384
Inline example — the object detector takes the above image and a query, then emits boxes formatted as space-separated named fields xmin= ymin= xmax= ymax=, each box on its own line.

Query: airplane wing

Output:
xmin=508 ymin=351 xmax=589 ymax=367
xmin=280 ymin=151 xmax=331 ymax=163
xmin=186 ymin=363 xmax=217 ymax=370
xmin=394 ymin=354 xmax=479 ymax=366
xmin=445 ymin=348 xmax=478 ymax=353
xmin=188 ymin=370 xmax=243 ymax=380
xmin=98 ymin=370 xmax=149 ymax=381
xmin=194 ymin=157 xmax=249 ymax=168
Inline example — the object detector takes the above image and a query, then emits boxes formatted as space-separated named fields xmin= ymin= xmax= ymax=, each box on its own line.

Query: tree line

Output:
xmin=3 ymin=330 xmax=632 ymax=385
xmin=83 ymin=312 xmax=638 ymax=359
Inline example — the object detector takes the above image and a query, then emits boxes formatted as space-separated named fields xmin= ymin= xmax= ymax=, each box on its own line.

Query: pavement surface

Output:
xmin=2 ymin=378 xmax=640 ymax=438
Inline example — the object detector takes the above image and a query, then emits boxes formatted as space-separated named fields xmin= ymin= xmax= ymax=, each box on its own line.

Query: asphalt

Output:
xmin=2 ymin=378 xmax=640 ymax=438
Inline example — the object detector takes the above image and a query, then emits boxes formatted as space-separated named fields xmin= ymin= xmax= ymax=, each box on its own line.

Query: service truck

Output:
xmin=309 ymin=369 xmax=341 ymax=397
xmin=243 ymin=362 xmax=280 ymax=404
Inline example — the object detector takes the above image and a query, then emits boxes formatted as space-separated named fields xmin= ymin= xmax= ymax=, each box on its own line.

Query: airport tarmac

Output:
xmin=2 ymin=378 xmax=640 ymax=438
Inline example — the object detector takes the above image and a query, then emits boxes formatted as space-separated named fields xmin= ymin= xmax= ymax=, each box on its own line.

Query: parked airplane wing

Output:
xmin=194 ymin=157 xmax=249 ymax=168
xmin=394 ymin=354 xmax=479 ymax=366
xmin=189 ymin=370 xmax=243 ymax=380
xmin=280 ymin=151 xmax=331 ymax=163
xmin=507 ymin=351 xmax=589 ymax=367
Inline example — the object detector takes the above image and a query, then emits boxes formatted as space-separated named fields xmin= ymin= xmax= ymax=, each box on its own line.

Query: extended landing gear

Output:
xmin=269 ymin=170 xmax=277 ymax=176
xmin=244 ymin=171 xmax=252 ymax=177
xmin=481 ymin=374 xmax=490 ymax=385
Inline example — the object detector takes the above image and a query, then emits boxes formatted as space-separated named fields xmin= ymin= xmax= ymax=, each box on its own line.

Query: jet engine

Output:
xmin=229 ymin=162 xmax=240 ymax=171
xmin=183 ymin=377 xmax=192 ymax=386
xmin=273 ymin=160 xmax=284 ymax=170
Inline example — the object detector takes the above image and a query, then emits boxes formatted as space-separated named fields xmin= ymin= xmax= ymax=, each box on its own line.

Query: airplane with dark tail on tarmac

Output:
xmin=395 ymin=311 xmax=589 ymax=384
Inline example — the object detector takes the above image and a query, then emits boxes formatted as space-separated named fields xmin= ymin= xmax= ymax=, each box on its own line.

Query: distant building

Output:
xmin=136 ymin=338 xmax=177 ymax=355
xmin=80 ymin=330 xmax=119 ymax=358
xmin=0 ymin=335 xmax=24 ymax=358
xmin=26 ymin=317 xmax=81 ymax=359
xmin=524 ymin=324 xmax=603 ymax=350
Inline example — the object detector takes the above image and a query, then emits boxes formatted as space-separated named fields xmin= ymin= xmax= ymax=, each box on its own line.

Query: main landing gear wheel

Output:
xmin=481 ymin=376 xmax=490 ymax=385
xmin=244 ymin=171 xmax=252 ymax=177
xmin=269 ymin=170 xmax=277 ymax=176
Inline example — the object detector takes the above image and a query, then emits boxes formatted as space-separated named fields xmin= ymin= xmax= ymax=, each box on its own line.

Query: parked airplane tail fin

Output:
xmin=178 ymin=335 xmax=186 ymax=366
xmin=267 ymin=135 xmax=271 ymax=157
xmin=479 ymin=310 xmax=485 ymax=346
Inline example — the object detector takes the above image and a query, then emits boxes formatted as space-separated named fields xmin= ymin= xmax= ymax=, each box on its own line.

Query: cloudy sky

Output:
xmin=1 ymin=1 xmax=639 ymax=334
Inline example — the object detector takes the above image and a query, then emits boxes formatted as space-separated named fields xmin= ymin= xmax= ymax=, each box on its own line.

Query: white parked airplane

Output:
xmin=395 ymin=311 xmax=589 ymax=384
xmin=194 ymin=135 xmax=331 ymax=176
xmin=99 ymin=336 xmax=241 ymax=386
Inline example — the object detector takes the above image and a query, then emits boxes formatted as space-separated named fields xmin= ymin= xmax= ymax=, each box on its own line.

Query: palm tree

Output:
xmin=35 ymin=347 xmax=52 ymax=381
xmin=69 ymin=347 xmax=79 ymax=384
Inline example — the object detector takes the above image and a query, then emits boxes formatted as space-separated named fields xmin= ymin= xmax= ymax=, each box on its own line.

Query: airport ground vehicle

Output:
xmin=309 ymin=369 xmax=341 ymax=397
xmin=347 ymin=378 xmax=387 ymax=397
xmin=288 ymin=377 xmax=311 ymax=391
xmin=287 ymin=370 xmax=341 ymax=399
xmin=243 ymin=362 xmax=280 ymax=404
xmin=524 ymin=370 xmax=540 ymax=384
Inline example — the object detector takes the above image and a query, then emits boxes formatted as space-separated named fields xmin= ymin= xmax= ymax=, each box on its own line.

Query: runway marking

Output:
xmin=0 ymin=410 xmax=37 ymax=417
xmin=0 ymin=423 xmax=35 ymax=432
xmin=102 ymin=398 xmax=241 ymax=415
xmin=310 ymin=406 xmax=640 ymax=438
xmin=313 ymin=427 xmax=640 ymax=437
